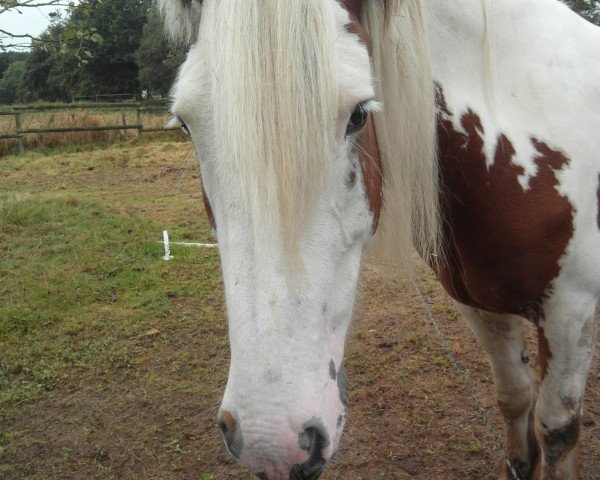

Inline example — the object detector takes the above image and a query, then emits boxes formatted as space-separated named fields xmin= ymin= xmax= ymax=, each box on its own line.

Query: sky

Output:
xmin=0 ymin=3 xmax=69 ymax=50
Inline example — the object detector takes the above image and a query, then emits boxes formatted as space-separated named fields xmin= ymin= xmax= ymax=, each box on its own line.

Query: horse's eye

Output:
xmin=180 ymin=121 xmax=190 ymax=136
xmin=346 ymin=103 xmax=368 ymax=135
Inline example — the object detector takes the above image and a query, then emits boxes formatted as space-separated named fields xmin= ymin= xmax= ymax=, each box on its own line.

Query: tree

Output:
xmin=73 ymin=0 xmax=152 ymax=95
xmin=0 ymin=51 xmax=28 ymax=77
xmin=22 ymin=0 xmax=152 ymax=100
xmin=0 ymin=51 xmax=29 ymax=103
xmin=0 ymin=59 xmax=26 ymax=103
xmin=135 ymin=6 xmax=185 ymax=96
xmin=22 ymin=21 xmax=79 ymax=101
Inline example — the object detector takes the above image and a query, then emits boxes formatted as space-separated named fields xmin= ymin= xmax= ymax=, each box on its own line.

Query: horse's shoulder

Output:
xmin=435 ymin=85 xmax=579 ymax=315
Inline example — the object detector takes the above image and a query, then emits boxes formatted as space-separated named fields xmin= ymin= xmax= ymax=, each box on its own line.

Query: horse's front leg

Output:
xmin=457 ymin=303 xmax=538 ymax=480
xmin=533 ymin=294 xmax=597 ymax=480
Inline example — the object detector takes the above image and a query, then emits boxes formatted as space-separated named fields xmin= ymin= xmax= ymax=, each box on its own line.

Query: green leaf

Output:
xmin=90 ymin=33 xmax=103 ymax=45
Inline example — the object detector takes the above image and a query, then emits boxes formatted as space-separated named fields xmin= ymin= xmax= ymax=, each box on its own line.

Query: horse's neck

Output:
xmin=424 ymin=0 xmax=600 ymax=160
xmin=424 ymin=0 xmax=491 ymax=126
xmin=424 ymin=0 xmax=489 ymax=102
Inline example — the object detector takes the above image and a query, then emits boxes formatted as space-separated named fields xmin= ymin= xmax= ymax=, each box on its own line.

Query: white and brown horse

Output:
xmin=160 ymin=1 xmax=599 ymax=479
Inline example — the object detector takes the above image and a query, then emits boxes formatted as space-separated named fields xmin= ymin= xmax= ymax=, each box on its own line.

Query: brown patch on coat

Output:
xmin=356 ymin=115 xmax=383 ymax=234
xmin=434 ymin=84 xmax=574 ymax=315
xmin=340 ymin=1 xmax=363 ymax=21
xmin=342 ymin=0 xmax=393 ymax=18
xmin=221 ymin=410 xmax=237 ymax=434
xmin=340 ymin=0 xmax=373 ymax=54
xmin=200 ymin=175 xmax=216 ymax=231
xmin=537 ymin=326 xmax=553 ymax=381
xmin=338 ymin=1 xmax=382 ymax=233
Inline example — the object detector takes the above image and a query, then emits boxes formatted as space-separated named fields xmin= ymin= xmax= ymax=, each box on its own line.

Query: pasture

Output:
xmin=0 ymin=141 xmax=598 ymax=479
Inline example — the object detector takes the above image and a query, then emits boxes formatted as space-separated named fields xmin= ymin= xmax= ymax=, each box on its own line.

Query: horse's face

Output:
xmin=171 ymin=2 xmax=378 ymax=478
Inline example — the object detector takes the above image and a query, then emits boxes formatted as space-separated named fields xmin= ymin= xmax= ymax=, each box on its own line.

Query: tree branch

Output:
xmin=0 ymin=0 xmax=76 ymax=50
xmin=0 ymin=29 xmax=39 ymax=40
xmin=0 ymin=1 xmax=71 ymax=15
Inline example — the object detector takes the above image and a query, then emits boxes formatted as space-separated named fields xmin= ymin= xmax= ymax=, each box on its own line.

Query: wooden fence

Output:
xmin=0 ymin=102 xmax=178 ymax=155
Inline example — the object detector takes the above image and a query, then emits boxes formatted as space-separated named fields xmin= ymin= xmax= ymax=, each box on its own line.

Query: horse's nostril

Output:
xmin=299 ymin=426 xmax=325 ymax=455
xmin=217 ymin=410 xmax=236 ymax=436
xmin=293 ymin=420 xmax=329 ymax=479
xmin=289 ymin=462 xmax=324 ymax=480
xmin=216 ymin=410 xmax=243 ymax=458
xmin=298 ymin=420 xmax=329 ymax=458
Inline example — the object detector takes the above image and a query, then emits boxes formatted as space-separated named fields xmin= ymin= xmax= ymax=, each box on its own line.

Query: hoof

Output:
xmin=497 ymin=459 xmax=535 ymax=480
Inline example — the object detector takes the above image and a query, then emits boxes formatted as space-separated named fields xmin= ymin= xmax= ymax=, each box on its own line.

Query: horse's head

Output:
xmin=163 ymin=0 xmax=438 ymax=478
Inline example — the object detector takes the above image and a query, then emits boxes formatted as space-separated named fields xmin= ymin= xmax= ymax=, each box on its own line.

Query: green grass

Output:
xmin=0 ymin=143 xmax=244 ymax=479
xmin=0 ymin=191 xmax=221 ymax=408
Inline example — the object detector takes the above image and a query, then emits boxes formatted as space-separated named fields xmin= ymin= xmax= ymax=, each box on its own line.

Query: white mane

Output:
xmin=160 ymin=0 xmax=441 ymax=271
xmin=362 ymin=0 xmax=441 ymax=268
xmin=161 ymin=0 xmax=339 ymax=263
xmin=158 ymin=0 xmax=203 ymax=45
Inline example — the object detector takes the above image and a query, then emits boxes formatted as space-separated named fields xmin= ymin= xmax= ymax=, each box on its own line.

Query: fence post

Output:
xmin=136 ymin=105 xmax=142 ymax=139
xmin=120 ymin=108 xmax=127 ymax=138
xmin=14 ymin=111 xmax=24 ymax=155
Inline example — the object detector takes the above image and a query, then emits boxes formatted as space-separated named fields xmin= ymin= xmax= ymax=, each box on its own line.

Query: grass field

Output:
xmin=1 ymin=141 xmax=598 ymax=479
xmin=0 ymin=141 xmax=230 ymax=478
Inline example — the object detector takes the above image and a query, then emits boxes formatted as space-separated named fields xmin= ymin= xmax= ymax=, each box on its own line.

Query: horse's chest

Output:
xmin=434 ymin=89 xmax=575 ymax=317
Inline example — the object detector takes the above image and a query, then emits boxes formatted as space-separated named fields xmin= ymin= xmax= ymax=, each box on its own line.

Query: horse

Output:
xmin=159 ymin=1 xmax=600 ymax=479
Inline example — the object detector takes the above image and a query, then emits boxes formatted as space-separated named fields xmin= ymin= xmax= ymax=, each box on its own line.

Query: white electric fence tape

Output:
xmin=160 ymin=230 xmax=218 ymax=260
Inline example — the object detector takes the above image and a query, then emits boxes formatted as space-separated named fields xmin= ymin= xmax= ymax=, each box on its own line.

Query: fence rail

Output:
xmin=72 ymin=93 xmax=142 ymax=102
xmin=0 ymin=101 xmax=178 ymax=155
xmin=21 ymin=124 xmax=143 ymax=134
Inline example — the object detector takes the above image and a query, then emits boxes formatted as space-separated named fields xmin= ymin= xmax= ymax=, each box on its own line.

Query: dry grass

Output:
xmin=0 ymin=108 xmax=182 ymax=156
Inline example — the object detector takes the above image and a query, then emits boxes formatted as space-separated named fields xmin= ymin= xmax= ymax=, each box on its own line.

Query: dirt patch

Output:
xmin=3 ymin=262 xmax=598 ymax=479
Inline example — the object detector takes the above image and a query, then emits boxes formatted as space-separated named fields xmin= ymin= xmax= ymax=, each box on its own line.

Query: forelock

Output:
xmin=158 ymin=0 xmax=204 ymax=44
